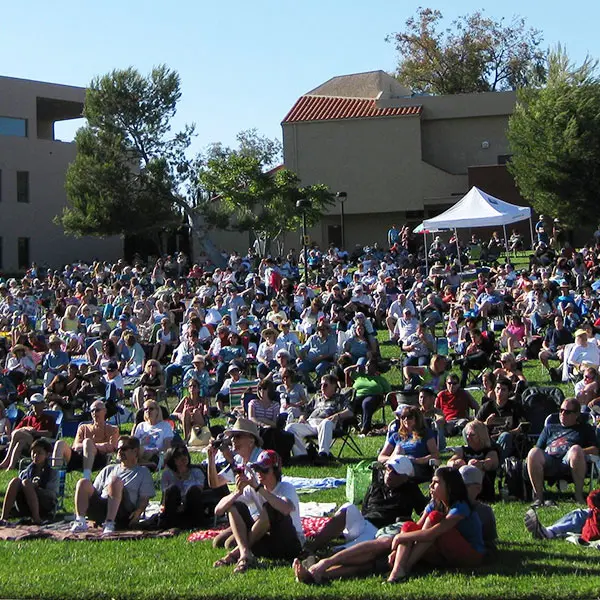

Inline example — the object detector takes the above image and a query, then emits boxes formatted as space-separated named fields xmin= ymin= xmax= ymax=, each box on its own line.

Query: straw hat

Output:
xmin=226 ymin=418 xmax=262 ymax=446
xmin=261 ymin=327 xmax=278 ymax=340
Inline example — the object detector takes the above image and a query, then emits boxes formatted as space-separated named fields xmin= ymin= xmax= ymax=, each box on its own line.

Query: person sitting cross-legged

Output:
xmin=526 ymin=397 xmax=599 ymax=507
xmin=285 ymin=374 xmax=353 ymax=463
xmin=52 ymin=400 xmax=119 ymax=480
xmin=212 ymin=449 xmax=304 ymax=573
xmin=70 ymin=435 xmax=155 ymax=535
xmin=0 ymin=438 xmax=57 ymax=526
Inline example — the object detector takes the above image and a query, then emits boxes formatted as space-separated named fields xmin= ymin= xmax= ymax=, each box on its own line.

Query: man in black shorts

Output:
xmin=538 ymin=315 xmax=573 ymax=374
xmin=70 ymin=435 xmax=155 ymax=535
xmin=527 ymin=398 xmax=598 ymax=506
xmin=213 ymin=449 xmax=303 ymax=573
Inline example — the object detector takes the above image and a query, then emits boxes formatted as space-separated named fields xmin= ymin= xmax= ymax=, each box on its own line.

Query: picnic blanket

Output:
xmin=0 ymin=521 xmax=178 ymax=542
xmin=281 ymin=476 xmax=346 ymax=494
xmin=187 ymin=516 xmax=332 ymax=543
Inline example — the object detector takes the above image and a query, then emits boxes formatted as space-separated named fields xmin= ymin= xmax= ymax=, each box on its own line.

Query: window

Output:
xmin=0 ymin=237 xmax=3 ymax=269
xmin=0 ymin=116 xmax=27 ymax=137
xmin=17 ymin=171 xmax=29 ymax=203
xmin=17 ymin=238 xmax=29 ymax=270
xmin=498 ymin=154 xmax=513 ymax=165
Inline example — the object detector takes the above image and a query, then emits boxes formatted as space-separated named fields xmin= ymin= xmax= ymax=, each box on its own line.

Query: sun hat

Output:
xmin=226 ymin=417 xmax=262 ymax=446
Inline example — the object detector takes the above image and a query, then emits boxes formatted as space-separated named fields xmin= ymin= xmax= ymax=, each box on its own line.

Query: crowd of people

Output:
xmin=0 ymin=215 xmax=599 ymax=582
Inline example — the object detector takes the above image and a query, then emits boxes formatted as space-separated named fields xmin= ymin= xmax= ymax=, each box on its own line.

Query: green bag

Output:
xmin=346 ymin=460 xmax=374 ymax=504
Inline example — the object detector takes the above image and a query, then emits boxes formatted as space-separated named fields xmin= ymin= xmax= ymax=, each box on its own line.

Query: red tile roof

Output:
xmin=282 ymin=95 xmax=422 ymax=123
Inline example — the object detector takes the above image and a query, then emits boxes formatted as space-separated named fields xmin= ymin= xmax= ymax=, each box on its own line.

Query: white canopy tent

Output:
xmin=421 ymin=187 xmax=534 ymax=267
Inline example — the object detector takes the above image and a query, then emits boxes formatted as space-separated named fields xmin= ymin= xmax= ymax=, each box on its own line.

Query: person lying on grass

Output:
xmin=213 ymin=449 xmax=303 ymax=574
xmin=304 ymin=455 xmax=427 ymax=553
xmin=0 ymin=437 xmax=57 ymax=525
xmin=70 ymin=435 xmax=155 ymax=535
xmin=293 ymin=467 xmax=485 ymax=585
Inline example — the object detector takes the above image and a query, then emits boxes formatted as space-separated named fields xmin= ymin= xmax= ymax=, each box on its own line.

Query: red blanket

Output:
xmin=187 ymin=516 xmax=331 ymax=542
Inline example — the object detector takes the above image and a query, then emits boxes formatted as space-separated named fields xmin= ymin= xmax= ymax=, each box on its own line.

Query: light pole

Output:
xmin=296 ymin=198 xmax=311 ymax=284
xmin=336 ymin=191 xmax=347 ymax=250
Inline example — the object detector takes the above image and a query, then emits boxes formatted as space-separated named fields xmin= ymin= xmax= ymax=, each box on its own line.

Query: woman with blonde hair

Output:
xmin=132 ymin=359 xmax=165 ymax=409
xmin=133 ymin=398 xmax=173 ymax=467
xmin=447 ymin=419 xmax=499 ymax=501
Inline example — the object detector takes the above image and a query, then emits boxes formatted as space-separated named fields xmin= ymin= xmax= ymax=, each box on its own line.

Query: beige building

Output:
xmin=0 ymin=75 xmax=122 ymax=273
xmin=281 ymin=70 xmax=517 ymax=250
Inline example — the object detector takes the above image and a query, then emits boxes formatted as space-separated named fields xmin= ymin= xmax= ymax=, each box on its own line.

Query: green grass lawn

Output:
xmin=0 ymin=321 xmax=598 ymax=599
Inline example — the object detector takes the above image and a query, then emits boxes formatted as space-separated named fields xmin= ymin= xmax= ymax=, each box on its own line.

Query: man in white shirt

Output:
xmin=213 ymin=450 xmax=303 ymax=572
xmin=386 ymin=294 xmax=416 ymax=340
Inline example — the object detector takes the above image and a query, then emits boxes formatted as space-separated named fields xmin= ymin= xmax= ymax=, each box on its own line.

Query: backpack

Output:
xmin=582 ymin=489 xmax=600 ymax=542
xmin=502 ymin=457 xmax=532 ymax=501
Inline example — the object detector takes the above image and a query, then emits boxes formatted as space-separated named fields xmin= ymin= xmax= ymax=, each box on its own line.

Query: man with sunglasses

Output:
xmin=213 ymin=449 xmax=303 ymax=573
xmin=70 ymin=435 xmax=155 ymax=535
xmin=527 ymin=398 xmax=598 ymax=507
xmin=52 ymin=400 xmax=119 ymax=480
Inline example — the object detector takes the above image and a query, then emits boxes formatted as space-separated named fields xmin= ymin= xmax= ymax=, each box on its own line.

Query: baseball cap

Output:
xmin=459 ymin=465 xmax=484 ymax=486
xmin=250 ymin=449 xmax=281 ymax=471
xmin=106 ymin=360 xmax=119 ymax=372
xmin=386 ymin=455 xmax=414 ymax=477
xmin=29 ymin=393 xmax=45 ymax=405
xmin=227 ymin=363 xmax=241 ymax=374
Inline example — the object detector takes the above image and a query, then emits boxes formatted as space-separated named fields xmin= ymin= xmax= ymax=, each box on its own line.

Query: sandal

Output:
xmin=213 ymin=553 xmax=237 ymax=568
xmin=233 ymin=556 xmax=257 ymax=574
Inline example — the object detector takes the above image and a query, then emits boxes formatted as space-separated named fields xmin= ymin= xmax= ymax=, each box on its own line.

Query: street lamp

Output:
xmin=336 ymin=191 xmax=347 ymax=250
xmin=296 ymin=198 xmax=312 ymax=284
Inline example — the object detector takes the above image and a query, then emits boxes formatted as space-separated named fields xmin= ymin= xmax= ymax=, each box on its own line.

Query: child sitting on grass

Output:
xmin=0 ymin=437 xmax=58 ymax=525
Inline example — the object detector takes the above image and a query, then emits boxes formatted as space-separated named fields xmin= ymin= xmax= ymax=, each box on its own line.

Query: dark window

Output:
xmin=405 ymin=210 xmax=424 ymax=220
xmin=0 ymin=116 xmax=27 ymax=137
xmin=17 ymin=237 xmax=29 ymax=270
xmin=17 ymin=171 xmax=29 ymax=203
xmin=498 ymin=154 xmax=513 ymax=165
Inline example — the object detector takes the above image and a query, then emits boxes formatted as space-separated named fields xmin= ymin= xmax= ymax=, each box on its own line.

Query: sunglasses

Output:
xmin=252 ymin=465 xmax=271 ymax=474
xmin=446 ymin=380 xmax=458 ymax=385
xmin=90 ymin=407 xmax=105 ymax=413
xmin=560 ymin=408 xmax=577 ymax=415
xmin=401 ymin=414 xmax=416 ymax=420
xmin=117 ymin=446 xmax=134 ymax=452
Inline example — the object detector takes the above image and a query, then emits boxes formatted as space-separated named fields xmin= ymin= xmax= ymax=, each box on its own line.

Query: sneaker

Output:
xmin=102 ymin=520 xmax=116 ymax=535
xmin=524 ymin=509 xmax=549 ymax=539
xmin=70 ymin=519 xmax=89 ymax=533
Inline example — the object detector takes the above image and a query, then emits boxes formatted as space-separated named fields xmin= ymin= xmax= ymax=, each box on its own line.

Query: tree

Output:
xmin=195 ymin=130 xmax=335 ymax=256
xmin=386 ymin=8 xmax=546 ymax=95
xmin=507 ymin=49 xmax=600 ymax=228
xmin=60 ymin=65 xmax=222 ymax=261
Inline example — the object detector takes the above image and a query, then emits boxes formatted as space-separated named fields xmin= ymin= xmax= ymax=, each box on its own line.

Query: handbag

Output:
xmin=188 ymin=425 xmax=212 ymax=448
xmin=346 ymin=460 xmax=374 ymax=504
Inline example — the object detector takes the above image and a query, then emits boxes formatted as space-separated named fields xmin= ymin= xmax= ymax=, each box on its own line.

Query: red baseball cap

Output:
xmin=250 ymin=450 xmax=281 ymax=471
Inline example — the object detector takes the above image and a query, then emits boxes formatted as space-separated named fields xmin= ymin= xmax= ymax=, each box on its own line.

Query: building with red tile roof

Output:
xmin=279 ymin=70 xmax=518 ymax=251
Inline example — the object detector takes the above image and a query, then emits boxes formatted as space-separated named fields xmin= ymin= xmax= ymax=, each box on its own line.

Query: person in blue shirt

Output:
xmin=42 ymin=335 xmax=69 ymax=386
xmin=296 ymin=322 xmax=337 ymax=385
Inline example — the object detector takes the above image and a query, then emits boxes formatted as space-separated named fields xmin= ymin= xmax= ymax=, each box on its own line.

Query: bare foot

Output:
xmin=293 ymin=558 xmax=316 ymax=584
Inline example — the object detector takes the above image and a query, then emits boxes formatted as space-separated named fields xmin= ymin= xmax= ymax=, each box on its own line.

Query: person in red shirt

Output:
xmin=435 ymin=374 xmax=479 ymax=437
xmin=0 ymin=394 xmax=56 ymax=470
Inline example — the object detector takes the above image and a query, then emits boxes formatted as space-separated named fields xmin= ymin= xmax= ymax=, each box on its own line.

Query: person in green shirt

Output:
xmin=345 ymin=358 xmax=391 ymax=435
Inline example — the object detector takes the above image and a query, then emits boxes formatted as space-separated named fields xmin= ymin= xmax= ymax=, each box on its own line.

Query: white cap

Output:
xmin=459 ymin=465 xmax=483 ymax=486
xmin=386 ymin=455 xmax=415 ymax=477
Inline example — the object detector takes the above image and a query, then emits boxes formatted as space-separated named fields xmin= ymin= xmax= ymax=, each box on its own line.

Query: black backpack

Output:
xmin=502 ymin=457 xmax=532 ymax=501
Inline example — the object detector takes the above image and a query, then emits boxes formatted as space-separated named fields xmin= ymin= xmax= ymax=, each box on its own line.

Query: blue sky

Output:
xmin=2 ymin=0 xmax=598 ymax=154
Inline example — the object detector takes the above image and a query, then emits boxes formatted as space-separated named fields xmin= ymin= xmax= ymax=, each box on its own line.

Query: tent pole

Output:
xmin=454 ymin=228 xmax=462 ymax=271
xmin=529 ymin=217 xmax=535 ymax=250
xmin=424 ymin=231 xmax=428 ymax=275
xmin=503 ymin=224 xmax=510 ymax=263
